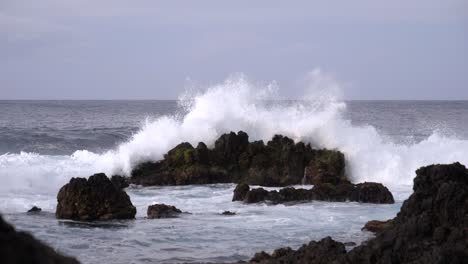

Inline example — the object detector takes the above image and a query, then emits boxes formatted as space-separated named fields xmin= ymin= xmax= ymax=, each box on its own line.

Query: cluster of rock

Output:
xmin=130 ymin=131 xmax=347 ymax=187
xmin=56 ymin=173 xmax=136 ymax=221
xmin=0 ymin=214 xmax=79 ymax=264
xmin=247 ymin=162 xmax=468 ymax=264
xmin=232 ymin=182 xmax=394 ymax=204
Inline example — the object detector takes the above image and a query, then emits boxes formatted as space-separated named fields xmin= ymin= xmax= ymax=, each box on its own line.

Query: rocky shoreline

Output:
xmin=1 ymin=132 xmax=467 ymax=263
xmin=246 ymin=162 xmax=468 ymax=263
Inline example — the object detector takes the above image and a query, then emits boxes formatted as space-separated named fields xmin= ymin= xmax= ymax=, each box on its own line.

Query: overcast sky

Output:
xmin=1 ymin=0 xmax=467 ymax=100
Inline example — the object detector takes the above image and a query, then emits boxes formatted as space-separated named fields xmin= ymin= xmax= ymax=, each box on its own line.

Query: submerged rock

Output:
xmin=56 ymin=173 xmax=137 ymax=221
xmin=147 ymin=204 xmax=182 ymax=219
xmin=250 ymin=236 xmax=346 ymax=264
xmin=233 ymin=182 xmax=394 ymax=204
xmin=0 ymin=214 xmax=79 ymax=264
xmin=221 ymin=211 xmax=236 ymax=216
xmin=361 ymin=219 xmax=393 ymax=233
xmin=27 ymin=206 xmax=42 ymax=213
xmin=246 ymin=162 xmax=468 ymax=263
xmin=130 ymin=131 xmax=346 ymax=187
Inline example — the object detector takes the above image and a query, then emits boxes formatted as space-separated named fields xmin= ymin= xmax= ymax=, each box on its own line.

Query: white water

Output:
xmin=2 ymin=70 xmax=468 ymax=200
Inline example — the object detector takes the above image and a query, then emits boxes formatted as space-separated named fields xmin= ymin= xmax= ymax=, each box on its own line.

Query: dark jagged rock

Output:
xmin=247 ymin=162 xmax=468 ymax=264
xmin=362 ymin=219 xmax=393 ymax=233
xmin=0 ymin=214 xmax=79 ymax=264
xmin=110 ymin=175 xmax=129 ymax=189
xmin=27 ymin=206 xmax=42 ymax=213
xmin=147 ymin=204 xmax=182 ymax=219
xmin=348 ymin=182 xmax=394 ymax=204
xmin=221 ymin=211 xmax=236 ymax=216
xmin=130 ymin=131 xmax=346 ymax=187
xmin=233 ymin=183 xmax=250 ymax=201
xmin=250 ymin=236 xmax=346 ymax=264
xmin=233 ymin=183 xmax=394 ymax=204
xmin=56 ymin=173 xmax=136 ymax=221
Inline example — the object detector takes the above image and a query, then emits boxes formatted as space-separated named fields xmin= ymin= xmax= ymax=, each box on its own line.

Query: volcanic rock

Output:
xmin=147 ymin=204 xmax=182 ymax=219
xmin=361 ymin=219 xmax=393 ymax=233
xmin=56 ymin=173 xmax=136 ymax=221
xmin=27 ymin=206 xmax=42 ymax=213
xmin=0 ymin=214 xmax=79 ymax=264
xmin=233 ymin=183 xmax=394 ymax=204
xmin=247 ymin=162 xmax=468 ymax=263
xmin=110 ymin=175 xmax=129 ymax=189
xmin=221 ymin=211 xmax=236 ymax=216
xmin=130 ymin=131 xmax=346 ymax=187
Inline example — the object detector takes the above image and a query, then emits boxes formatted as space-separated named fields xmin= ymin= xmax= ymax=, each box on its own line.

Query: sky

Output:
xmin=1 ymin=0 xmax=467 ymax=100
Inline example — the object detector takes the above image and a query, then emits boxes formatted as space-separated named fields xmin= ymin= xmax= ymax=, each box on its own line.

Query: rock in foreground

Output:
xmin=247 ymin=162 xmax=468 ymax=263
xmin=56 ymin=173 xmax=136 ymax=221
xmin=130 ymin=132 xmax=347 ymax=187
xmin=147 ymin=204 xmax=182 ymax=219
xmin=0 ymin=214 xmax=79 ymax=264
xmin=233 ymin=182 xmax=394 ymax=204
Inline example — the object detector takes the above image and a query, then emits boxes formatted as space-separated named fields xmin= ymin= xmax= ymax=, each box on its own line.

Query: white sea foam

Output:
xmin=1 ymin=70 xmax=468 ymax=197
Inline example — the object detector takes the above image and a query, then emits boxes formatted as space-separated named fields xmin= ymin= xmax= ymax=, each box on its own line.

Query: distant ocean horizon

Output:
xmin=2 ymin=95 xmax=468 ymax=263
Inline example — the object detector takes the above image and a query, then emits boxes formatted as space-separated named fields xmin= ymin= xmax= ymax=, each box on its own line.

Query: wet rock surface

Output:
xmin=130 ymin=132 xmax=346 ymax=187
xmin=147 ymin=204 xmax=182 ymax=219
xmin=362 ymin=219 xmax=393 ymax=233
xmin=233 ymin=182 xmax=394 ymax=204
xmin=27 ymin=206 xmax=42 ymax=213
xmin=0 ymin=214 xmax=80 ymax=264
xmin=246 ymin=162 xmax=468 ymax=263
xmin=110 ymin=175 xmax=130 ymax=190
xmin=56 ymin=173 xmax=137 ymax=221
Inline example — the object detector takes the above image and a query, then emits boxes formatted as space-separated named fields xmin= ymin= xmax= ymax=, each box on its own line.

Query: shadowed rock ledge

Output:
xmin=232 ymin=182 xmax=394 ymax=204
xmin=0 ymin=214 xmax=80 ymax=264
xmin=245 ymin=162 xmax=468 ymax=264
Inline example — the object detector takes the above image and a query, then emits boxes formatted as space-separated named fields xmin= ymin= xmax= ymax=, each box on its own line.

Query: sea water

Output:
xmin=1 ymin=76 xmax=468 ymax=263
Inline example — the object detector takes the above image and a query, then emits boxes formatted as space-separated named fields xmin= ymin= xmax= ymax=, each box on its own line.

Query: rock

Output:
xmin=147 ymin=204 xmax=182 ymax=219
xmin=249 ymin=236 xmax=347 ymax=264
xmin=110 ymin=175 xmax=129 ymax=189
xmin=0 ymin=214 xmax=79 ymax=264
xmin=349 ymin=182 xmax=394 ymax=204
xmin=27 ymin=206 xmax=42 ymax=213
xmin=362 ymin=219 xmax=393 ymax=233
xmin=304 ymin=150 xmax=348 ymax=185
xmin=247 ymin=162 xmax=468 ymax=263
xmin=311 ymin=183 xmax=354 ymax=202
xmin=244 ymin=188 xmax=270 ymax=203
xmin=130 ymin=131 xmax=346 ymax=187
xmin=233 ymin=183 xmax=250 ymax=201
xmin=234 ymin=182 xmax=394 ymax=204
xmin=221 ymin=211 xmax=236 ymax=216
xmin=56 ymin=173 xmax=136 ymax=221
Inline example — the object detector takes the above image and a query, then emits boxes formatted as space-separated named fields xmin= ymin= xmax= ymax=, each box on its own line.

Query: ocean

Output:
xmin=1 ymin=87 xmax=468 ymax=263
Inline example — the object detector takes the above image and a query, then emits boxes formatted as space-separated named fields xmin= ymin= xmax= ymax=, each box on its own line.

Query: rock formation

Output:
xmin=247 ymin=162 xmax=468 ymax=263
xmin=56 ymin=173 xmax=136 ymax=221
xmin=130 ymin=132 xmax=347 ymax=187
xmin=232 ymin=182 xmax=394 ymax=204
xmin=0 ymin=214 xmax=79 ymax=264
xmin=147 ymin=204 xmax=182 ymax=219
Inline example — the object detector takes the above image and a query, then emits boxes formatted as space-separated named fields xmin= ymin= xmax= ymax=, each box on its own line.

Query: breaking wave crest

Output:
xmin=1 ymin=70 xmax=468 ymax=195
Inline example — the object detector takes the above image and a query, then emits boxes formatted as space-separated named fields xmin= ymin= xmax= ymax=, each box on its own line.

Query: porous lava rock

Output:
xmin=130 ymin=132 xmax=347 ymax=187
xmin=246 ymin=162 xmax=468 ymax=264
xmin=147 ymin=204 xmax=182 ymax=219
xmin=56 ymin=173 xmax=136 ymax=221
xmin=0 ymin=214 xmax=79 ymax=264
xmin=233 ymin=182 xmax=394 ymax=204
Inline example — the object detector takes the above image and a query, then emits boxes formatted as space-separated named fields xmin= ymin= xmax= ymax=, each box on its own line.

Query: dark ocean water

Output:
xmin=1 ymin=100 xmax=468 ymax=264
xmin=1 ymin=100 xmax=468 ymax=155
